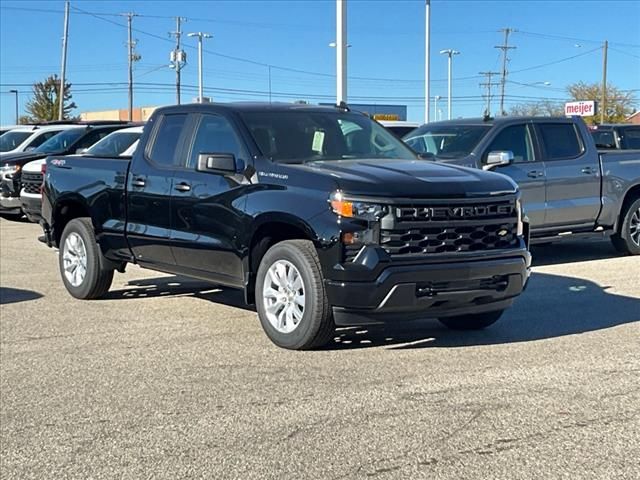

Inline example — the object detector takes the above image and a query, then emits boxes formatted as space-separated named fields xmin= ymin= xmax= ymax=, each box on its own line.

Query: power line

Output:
xmin=509 ymin=46 xmax=602 ymax=74
xmin=479 ymin=71 xmax=500 ymax=117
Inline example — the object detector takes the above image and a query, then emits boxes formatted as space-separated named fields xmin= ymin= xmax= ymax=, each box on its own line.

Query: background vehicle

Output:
xmin=404 ymin=116 xmax=640 ymax=254
xmin=379 ymin=120 xmax=420 ymax=138
xmin=0 ymin=125 xmax=20 ymax=136
xmin=0 ymin=124 xmax=76 ymax=155
xmin=41 ymin=103 xmax=531 ymax=350
xmin=0 ymin=122 xmax=130 ymax=217
xmin=21 ymin=126 xmax=144 ymax=223
xmin=589 ymin=124 xmax=640 ymax=149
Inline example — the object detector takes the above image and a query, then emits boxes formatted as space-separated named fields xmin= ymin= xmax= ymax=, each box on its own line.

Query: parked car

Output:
xmin=20 ymin=126 xmax=144 ymax=223
xmin=0 ymin=125 xmax=20 ymax=136
xmin=379 ymin=120 xmax=420 ymax=138
xmin=0 ymin=122 xmax=130 ymax=217
xmin=589 ymin=124 xmax=640 ymax=150
xmin=404 ymin=116 xmax=640 ymax=254
xmin=0 ymin=124 xmax=80 ymax=155
xmin=41 ymin=103 xmax=531 ymax=350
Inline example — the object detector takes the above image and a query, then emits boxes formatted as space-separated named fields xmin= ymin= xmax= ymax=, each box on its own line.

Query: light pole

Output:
xmin=434 ymin=95 xmax=441 ymax=121
xmin=188 ymin=32 xmax=212 ymax=103
xmin=335 ymin=0 xmax=347 ymax=105
xmin=439 ymin=49 xmax=460 ymax=120
xmin=9 ymin=89 xmax=18 ymax=124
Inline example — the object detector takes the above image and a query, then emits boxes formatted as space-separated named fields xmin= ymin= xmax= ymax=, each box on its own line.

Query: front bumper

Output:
xmin=0 ymin=174 xmax=21 ymax=213
xmin=326 ymin=246 xmax=531 ymax=326
xmin=20 ymin=191 xmax=42 ymax=223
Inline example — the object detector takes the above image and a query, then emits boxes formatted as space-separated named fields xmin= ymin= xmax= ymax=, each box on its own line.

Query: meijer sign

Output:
xmin=565 ymin=100 xmax=597 ymax=117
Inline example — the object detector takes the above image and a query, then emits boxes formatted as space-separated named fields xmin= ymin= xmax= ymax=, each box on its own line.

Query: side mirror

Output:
xmin=483 ymin=150 xmax=514 ymax=170
xmin=417 ymin=152 xmax=435 ymax=161
xmin=196 ymin=153 xmax=237 ymax=174
xmin=75 ymin=148 xmax=88 ymax=154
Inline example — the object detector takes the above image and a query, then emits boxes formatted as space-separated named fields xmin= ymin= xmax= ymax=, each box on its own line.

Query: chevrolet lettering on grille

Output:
xmin=397 ymin=204 xmax=514 ymax=220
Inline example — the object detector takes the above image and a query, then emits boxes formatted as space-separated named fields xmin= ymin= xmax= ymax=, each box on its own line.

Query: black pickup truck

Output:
xmin=42 ymin=103 xmax=531 ymax=349
xmin=405 ymin=116 xmax=640 ymax=254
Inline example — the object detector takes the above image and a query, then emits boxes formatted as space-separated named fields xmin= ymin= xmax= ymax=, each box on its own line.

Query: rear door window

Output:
xmin=538 ymin=123 xmax=584 ymax=160
xmin=148 ymin=114 xmax=188 ymax=167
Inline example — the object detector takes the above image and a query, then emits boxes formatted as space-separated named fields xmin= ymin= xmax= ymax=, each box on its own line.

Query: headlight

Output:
xmin=516 ymin=198 xmax=524 ymax=236
xmin=1 ymin=164 xmax=20 ymax=178
xmin=329 ymin=191 xmax=386 ymax=221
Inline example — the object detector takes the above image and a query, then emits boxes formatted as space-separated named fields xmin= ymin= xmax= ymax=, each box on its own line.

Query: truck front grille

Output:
xmin=22 ymin=172 xmax=43 ymax=195
xmin=381 ymin=222 xmax=518 ymax=256
xmin=380 ymin=199 xmax=519 ymax=258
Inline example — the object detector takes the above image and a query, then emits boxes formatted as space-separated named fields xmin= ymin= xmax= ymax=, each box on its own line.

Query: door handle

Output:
xmin=174 ymin=182 xmax=191 ymax=192
xmin=131 ymin=178 xmax=146 ymax=188
xmin=581 ymin=167 xmax=596 ymax=175
xmin=527 ymin=170 xmax=544 ymax=178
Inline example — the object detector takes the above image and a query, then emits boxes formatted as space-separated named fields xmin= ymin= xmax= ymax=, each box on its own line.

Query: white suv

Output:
xmin=0 ymin=124 xmax=80 ymax=155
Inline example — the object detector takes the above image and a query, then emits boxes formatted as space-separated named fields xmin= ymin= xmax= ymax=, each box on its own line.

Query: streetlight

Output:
xmin=9 ymin=89 xmax=18 ymax=124
xmin=187 ymin=32 xmax=212 ymax=103
xmin=439 ymin=49 xmax=460 ymax=120
xmin=434 ymin=95 xmax=441 ymax=121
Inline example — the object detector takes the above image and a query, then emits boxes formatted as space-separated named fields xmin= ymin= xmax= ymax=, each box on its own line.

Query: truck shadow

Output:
xmin=0 ymin=287 xmax=43 ymax=305
xmin=530 ymin=240 xmax=620 ymax=266
xmin=103 ymin=276 xmax=254 ymax=312
xmin=323 ymin=271 xmax=639 ymax=350
xmin=106 ymin=271 xmax=639 ymax=351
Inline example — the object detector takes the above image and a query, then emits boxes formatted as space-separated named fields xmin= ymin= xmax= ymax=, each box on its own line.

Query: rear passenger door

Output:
xmin=536 ymin=122 xmax=601 ymax=229
xmin=127 ymin=113 xmax=189 ymax=267
xmin=169 ymin=113 xmax=251 ymax=287
xmin=483 ymin=123 xmax=547 ymax=229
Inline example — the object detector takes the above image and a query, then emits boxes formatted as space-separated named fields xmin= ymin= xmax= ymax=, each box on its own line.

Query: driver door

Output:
xmin=483 ymin=123 xmax=546 ymax=229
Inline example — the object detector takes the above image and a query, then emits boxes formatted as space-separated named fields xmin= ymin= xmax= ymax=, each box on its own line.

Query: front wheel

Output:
xmin=438 ymin=310 xmax=504 ymax=330
xmin=59 ymin=218 xmax=114 ymax=299
xmin=255 ymin=240 xmax=335 ymax=350
xmin=611 ymin=197 xmax=640 ymax=255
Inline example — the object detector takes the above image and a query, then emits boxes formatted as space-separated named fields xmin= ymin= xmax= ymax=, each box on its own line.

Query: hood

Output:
xmin=289 ymin=158 xmax=517 ymax=199
xmin=0 ymin=151 xmax=48 ymax=166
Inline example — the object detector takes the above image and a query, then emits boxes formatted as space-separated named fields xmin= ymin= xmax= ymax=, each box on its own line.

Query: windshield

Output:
xmin=34 ymin=128 xmax=85 ymax=154
xmin=404 ymin=125 xmax=491 ymax=158
xmin=0 ymin=131 xmax=32 ymax=152
xmin=241 ymin=110 xmax=417 ymax=163
xmin=87 ymin=131 xmax=142 ymax=157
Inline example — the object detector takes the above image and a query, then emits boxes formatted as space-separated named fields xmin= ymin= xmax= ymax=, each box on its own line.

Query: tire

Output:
xmin=438 ymin=310 xmax=504 ymax=330
xmin=611 ymin=197 xmax=640 ymax=255
xmin=58 ymin=217 xmax=114 ymax=299
xmin=255 ymin=240 xmax=335 ymax=350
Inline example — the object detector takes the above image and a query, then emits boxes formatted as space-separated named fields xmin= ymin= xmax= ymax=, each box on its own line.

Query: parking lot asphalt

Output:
xmin=1 ymin=217 xmax=639 ymax=480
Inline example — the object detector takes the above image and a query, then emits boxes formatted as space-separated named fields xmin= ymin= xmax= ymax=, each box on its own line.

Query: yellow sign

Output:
xmin=372 ymin=114 xmax=400 ymax=121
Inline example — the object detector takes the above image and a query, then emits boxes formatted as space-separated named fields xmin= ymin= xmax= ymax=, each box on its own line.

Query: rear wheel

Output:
xmin=611 ymin=197 xmax=640 ymax=255
xmin=59 ymin=218 xmax=114 ymax=299
xmin=255 ymin=240 xmax=335 ymax=350
xmin=438 ymin=310 xmax=504 ymax=330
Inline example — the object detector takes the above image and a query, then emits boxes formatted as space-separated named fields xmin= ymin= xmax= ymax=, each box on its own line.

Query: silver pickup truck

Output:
xmin=405 ymin=116 xmax=640 ymax=255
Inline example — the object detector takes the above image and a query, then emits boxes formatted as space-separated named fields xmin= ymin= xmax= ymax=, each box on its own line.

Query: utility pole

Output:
xmin=495 ymin=28 xmax=516 ymax=116
xmin=424 ymin=0 xmax=431 ymax=123
xmin=170 ymin=17 xmax=187 ymax=105
xmin=58 ymin=0 xmax=70 ymax=120
xmin=9 ymin=89 xmax=18 ymax=124
xmin=479 ymin=71 xmax=500 ymax=117
xmin=601 ymin=40 xmax=608 ymax=124
xmin=123 ymin=12 xmax=140 ymax=121
xmin=336 ymin=0 xmax=347 ymax=104
xmin=187 ymin=32 xmax=212 ymax=103
xmin=439 ymin=49 xmax=460 ymax=120
xmin=433 ymin=95 xmax=441 ymax=121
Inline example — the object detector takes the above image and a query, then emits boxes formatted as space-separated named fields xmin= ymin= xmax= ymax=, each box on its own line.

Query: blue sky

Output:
xmin=1 ymin=0 xmax=639 ymax=124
